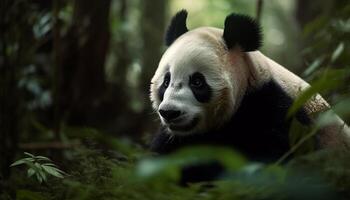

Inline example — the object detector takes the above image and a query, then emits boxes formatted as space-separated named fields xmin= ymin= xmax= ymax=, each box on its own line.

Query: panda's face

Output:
xmin=150 ymin=28 xmax=245 ymax=135
xmin=150 ymin=10 xmax=262 ymax=136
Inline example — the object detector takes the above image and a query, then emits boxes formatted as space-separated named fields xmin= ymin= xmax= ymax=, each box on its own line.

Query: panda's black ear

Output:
xmin=165 ymin=9 xmax=188 ymax=46
xmin=223 ymin=13 xmax=262 ymax=52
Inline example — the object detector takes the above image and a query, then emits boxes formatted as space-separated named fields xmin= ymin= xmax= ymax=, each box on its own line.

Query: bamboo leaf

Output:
xmin=38 ymin=169 xmax=47 ymax=182
xmin=35 ymin=156 xmax=52 ymax=162
xmin=10 ymin=159 xmax=27 ymax=167
xmin=27 ymin=168 xmax=35 ymax=178
xmin=42 ymin=165 xmax=64 ymax=178
xmin=34 ymin=162 xmax=43 ymax=171
xmin=10 ymin=157 xmax=35 ymax=167
xmin=302 ymin=58 xmax=324 ymax=77
xmin=24 ymin=152 xmax=35 ymax=158
xmin=331 ymin=42 xmax=344 ymax=62
xmin=288 ymin=69 xmax=348 ymax=118
xmin=137 ymin=146 xmax=246 ymax=181
xmin=35 ymin=173 xmax=43 ymax=183
xmin=42 ymin=163 xmax=58 ymax=167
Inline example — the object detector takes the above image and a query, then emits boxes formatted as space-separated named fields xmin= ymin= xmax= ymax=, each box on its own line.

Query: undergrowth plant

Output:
xmin=10 ymin=152 xmax=67 ymax=183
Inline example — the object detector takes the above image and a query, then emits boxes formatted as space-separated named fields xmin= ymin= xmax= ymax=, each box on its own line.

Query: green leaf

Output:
xmin=35 ymin=156 xmax=52 ymax=162
xmin=23 ymin=157 xmax=35 ymax=162
xmin=10 ymin=157 xmax=36 ymax=167
xmin=332 ymin=98 xmax=350 ymax=119
xmin=263 ymin=165 xmax=286 ymax=182
xmin=240 ymin=163 xmax=264 ymax=176
xmin=315 ymin=99 xmax=350 ymax=128
xmin=42 ymin=163 xmax=58 ymax=167
xmin=42 ymin=165 xmax=64 ymax=178
xmin=38 ymin=169 xmax=47 ymax=182
xmin=136 ymin=146 xmax=246 ymax=181
xmin=27 ymin=168 xmax=35 ymax=178
xmin=24 ymin=152 xmax=35 ymax=158
xmin=288 ymin=118 xmax=315 ymax=156
xmin=52 ymin=167 xmax=67 ymax=175
xmin=288 ymin=69 xmax=349 ymax=118
xmin=35 ymin=173 xmax=43 ymax=183
xmin=24 ymin=160 xmax=36 ymax=169
xmin=42 ymin=163 xmax=66 ymax=175
xmin=137 ymin=158 xmax=180 ymax=181
xmin=302 ymin=57 xmax=324 ymax=77
xmin=316 ymin=110 xmax=340 ymax=128
xmin=331 ymin=42 xmax=344 ymax=62
xmin=34 ymin=162 xmax=43 ymax=171
xmin=10 ymin=159 xmax=27 ymax=167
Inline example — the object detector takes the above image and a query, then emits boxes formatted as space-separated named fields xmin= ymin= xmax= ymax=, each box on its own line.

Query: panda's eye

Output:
xmin=189 ymin=73 xmax=205 ymax=88
xmin=163 ymin=72 xmax=171 ymax=88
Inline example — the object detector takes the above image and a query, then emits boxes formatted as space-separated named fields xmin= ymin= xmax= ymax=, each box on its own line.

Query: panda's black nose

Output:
xmin=159 ymin=109 xmax=181 ymax=121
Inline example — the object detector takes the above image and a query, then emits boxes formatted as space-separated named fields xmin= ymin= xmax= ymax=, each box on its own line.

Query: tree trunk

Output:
xmin=296 ymin=0 xmax=334 ymax=28
xmin=139 ymin=0 xmax=167 ymax=133
xmin=0 ymin=43 xmax=19 ymax=181
xmin=57 ymin=0 xmax=111 ymax=127
xmin=0 ymin=0 xmax=20 ymax=185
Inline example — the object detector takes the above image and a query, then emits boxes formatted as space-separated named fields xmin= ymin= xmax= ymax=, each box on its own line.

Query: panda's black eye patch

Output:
xmin=158 ymin=72 xmax=171 ymax=102
xmin=189 ymin=73 xmax=204 ymax=88
xmin=189 ymin=72 xmax=211 ymax=103
xmin=163 ymin=72 xmax=171 ymax=88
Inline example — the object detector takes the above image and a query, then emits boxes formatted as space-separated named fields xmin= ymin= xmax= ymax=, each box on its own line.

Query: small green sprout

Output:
xmin=10 ymin=152 xmax=67 ymax=183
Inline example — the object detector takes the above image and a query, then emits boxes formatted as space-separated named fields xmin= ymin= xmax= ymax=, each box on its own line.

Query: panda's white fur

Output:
xmin=245 ymin=50 xmax=330 ymax=114
xmin=150 ymin=25 xmax=350 ymax=149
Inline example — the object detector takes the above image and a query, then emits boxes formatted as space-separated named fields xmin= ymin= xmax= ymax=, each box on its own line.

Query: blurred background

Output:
xmin=1 ymin=0 xmax=350 ymax=193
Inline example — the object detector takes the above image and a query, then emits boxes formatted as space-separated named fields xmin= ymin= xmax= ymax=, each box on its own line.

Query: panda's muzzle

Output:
xmin=168 ymin=117 xmax=199 ymax=132
xmin=159 ymin=109 xmax=182 ymax=122
xmin=158 ymin=108 xmax=199 ymax=132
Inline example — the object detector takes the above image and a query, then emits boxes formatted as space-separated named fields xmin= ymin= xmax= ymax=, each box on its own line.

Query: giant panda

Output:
xmin=149 ymin=10 xmax=350 ymax=179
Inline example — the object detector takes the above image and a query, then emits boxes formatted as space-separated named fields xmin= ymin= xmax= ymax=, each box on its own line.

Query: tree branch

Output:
xmin=256 ymin=0 xmax=263 ymax=22
xmin=19 ymin=141 xmax=80 ymax=150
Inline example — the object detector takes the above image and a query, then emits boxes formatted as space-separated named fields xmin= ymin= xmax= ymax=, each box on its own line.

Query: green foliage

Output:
xmin=301 ymin=4 xmax=350 ymax=87
xmin=10 ymin=152 xmax=66 ymax=183
xmin=288 ymin=69 xmax=350 ymax=118
xmin=288 ymin=148 xmax=350 ymax=198
xmin=63 ymin=127 xmax=145 ymax=159
xmin=16 ymin=190 xmax=46 ymax=200
xmin=283 ymin=118 xmax=316 ymax=164
xmin=137 ymin=146 xmax=246 ymax=181
xmin=5 ymin=145 xmax=348 ymax=200
xmin=285 ymin=3 xmax=350 ymax=167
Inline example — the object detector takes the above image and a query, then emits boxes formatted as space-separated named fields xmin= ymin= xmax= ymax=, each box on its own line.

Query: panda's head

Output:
xmin=150 ymin=10 xmax=262 ymax=136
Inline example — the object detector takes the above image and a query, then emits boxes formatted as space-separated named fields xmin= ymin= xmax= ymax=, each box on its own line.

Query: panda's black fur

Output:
xmin=223 ymin=13 xmax=262 ymax=51
xmin=165 ymin=9 xmax=188 ymax=46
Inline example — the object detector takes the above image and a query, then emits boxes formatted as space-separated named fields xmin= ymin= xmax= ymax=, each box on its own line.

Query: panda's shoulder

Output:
xmin=225 ymin=79 xmax=312 ymax=136
xmin=238 ymin=79 xmax=303 ymax=118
